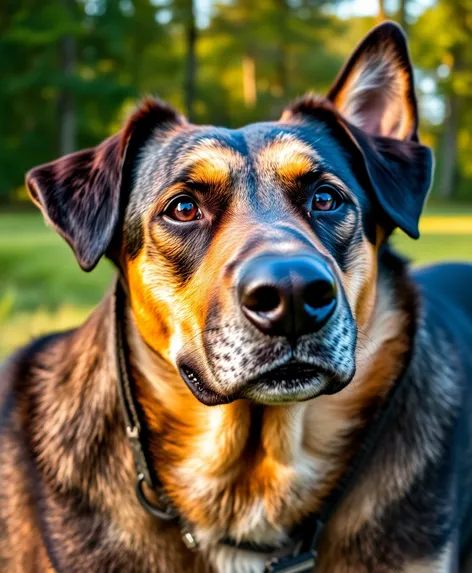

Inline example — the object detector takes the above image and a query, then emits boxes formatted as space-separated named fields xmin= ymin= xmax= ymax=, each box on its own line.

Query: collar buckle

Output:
xmin=126 ymin=425 xmax=139 ymax=440
xmin=182 ymin=531 xmax=199 ymax=550
xmin=135 ymin=472 xmax=178 ymax=521
xmin=264 ymin=551 xmax=317 ymax=573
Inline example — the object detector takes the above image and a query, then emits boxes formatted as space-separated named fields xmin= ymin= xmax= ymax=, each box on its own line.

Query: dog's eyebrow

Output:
xmin=256 ymin=134 xmax=323 ymax=182
xmin=169 ymin=138 xmax=245 ymax=189
xmin=276 ymin=152 xmax=317 ymax=182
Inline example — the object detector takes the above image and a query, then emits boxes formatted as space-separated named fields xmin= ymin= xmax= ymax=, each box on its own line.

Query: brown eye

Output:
xmin=165 ymin=195 xmax=202 ymax=222
xmin=311 ymin=185 xmax=342 ymax=212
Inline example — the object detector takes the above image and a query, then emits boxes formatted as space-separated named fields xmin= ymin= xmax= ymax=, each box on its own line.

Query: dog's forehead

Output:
xmin=153 ymin=121 xmax=331 ymax=178
xmin=176 ymin=122 xmax=321 ymax=161
xmin=128 ymin=118 xmax=358 ymax=218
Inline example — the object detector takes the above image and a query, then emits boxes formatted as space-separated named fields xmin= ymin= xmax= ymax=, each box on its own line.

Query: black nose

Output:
xmin=238 ymin=255 xmax=337 ymax=339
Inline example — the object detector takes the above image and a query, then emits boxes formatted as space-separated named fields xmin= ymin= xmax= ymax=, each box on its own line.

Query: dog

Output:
xmin=2 ymin=21 xmax=472 ymax=573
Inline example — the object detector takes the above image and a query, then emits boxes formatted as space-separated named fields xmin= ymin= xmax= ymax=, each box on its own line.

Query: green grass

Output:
xmin=0 ymin=213 xmax=113 ymax=312
xmin=0 ymin=212 xmax=114 ymax=359
xmin=1 ymin=210 xmax=471 ymax=360
xmin=392 ymin=234 xmax=472 ymax=264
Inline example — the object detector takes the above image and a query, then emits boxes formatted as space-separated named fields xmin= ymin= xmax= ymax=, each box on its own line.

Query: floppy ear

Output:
xmin=26 ymin=98 xmax=182 ymax=271
xmin=326 ymin=21 xmax=433 ymax=238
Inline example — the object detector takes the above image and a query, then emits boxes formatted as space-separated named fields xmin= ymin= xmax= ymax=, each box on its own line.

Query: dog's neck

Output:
xmin=122 ymin=261 xmax=412 ymax=550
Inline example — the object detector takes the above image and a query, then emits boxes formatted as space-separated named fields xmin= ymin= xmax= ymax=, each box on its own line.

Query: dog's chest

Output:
xmin=162 ymin=400 xmax=357 ymax=573
xmin=208 ymin=546 xmax=267 ymax=573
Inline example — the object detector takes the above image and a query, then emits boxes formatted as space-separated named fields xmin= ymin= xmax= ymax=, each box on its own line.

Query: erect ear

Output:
xmin=328 ymin=21 xmax=418 ymax=141
xmin=325 ymin=22 xmax=433 ymax=238
xmin=26 ymin=98 xmax=183 ymax=271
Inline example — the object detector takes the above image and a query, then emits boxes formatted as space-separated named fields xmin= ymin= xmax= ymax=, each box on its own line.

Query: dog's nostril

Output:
xmin=243 ymin=285 xmax=281 ymax=314
xmin=304 ymin=279 xmax=337 ymax=309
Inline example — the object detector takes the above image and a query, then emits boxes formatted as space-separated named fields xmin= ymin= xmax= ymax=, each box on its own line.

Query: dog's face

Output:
xmin=26 ymin=22 xmax=432 ymax=406
xmin=124 ymin=120 xmax=370 ymax=405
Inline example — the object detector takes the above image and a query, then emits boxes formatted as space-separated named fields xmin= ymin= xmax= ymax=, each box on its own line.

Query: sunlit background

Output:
xmin=1 ymin=0 xmax=471 ymax=358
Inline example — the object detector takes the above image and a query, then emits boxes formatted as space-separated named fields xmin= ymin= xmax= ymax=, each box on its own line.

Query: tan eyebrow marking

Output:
xmin=187 ymin=161 xmax=231 ymax=188
xmin=181 ymin=138 xmax=245 ymax=187
xmin=257 ymin=133 xmax=321 ymax=183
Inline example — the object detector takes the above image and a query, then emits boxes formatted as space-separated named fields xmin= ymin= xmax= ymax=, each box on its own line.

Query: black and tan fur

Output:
xmin=1 ymin=22 xmax=472 ymax=573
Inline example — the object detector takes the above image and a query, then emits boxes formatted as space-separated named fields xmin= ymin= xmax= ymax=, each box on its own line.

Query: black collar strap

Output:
xmin=114 ymin=277 xmax=178 ymax=521
xmin=113 ymin=277 xmax=414 ymax=573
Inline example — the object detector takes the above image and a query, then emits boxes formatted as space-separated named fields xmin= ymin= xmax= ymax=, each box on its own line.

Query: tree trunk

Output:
xmin=242 ymin=55 xmax=257 ymax=108
xmin=184 ymin=0 xmax=197 ymax=121
xmin=58 ymin=0 xmax=76 ymax=156
xmin=378 ymin=0 xmax=387 ymax=21
xmin=397 ymin=0 xmax=407 ymax=32
xmin=274 ymin=0 xmax=288 ymax=99
xmin=439 ymin=92 xmax=460 ymax=200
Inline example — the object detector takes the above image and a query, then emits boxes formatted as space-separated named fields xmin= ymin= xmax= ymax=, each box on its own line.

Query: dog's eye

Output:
xmin=165 ymin=195 xmax=202 ymax=222
xmin=311 ymin=185 xmax=342 ymax=212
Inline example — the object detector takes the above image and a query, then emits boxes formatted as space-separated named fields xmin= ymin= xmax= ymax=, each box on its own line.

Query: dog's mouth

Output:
xmin=180 ymin=364 xmax=236 ymax=406
xmin=253 ymin=361 xmax=321 ymax=384
xmin=242 ymin=360 xmax=334 ymax=404
xmin=179 ymin=360 xmax=334 ymax=406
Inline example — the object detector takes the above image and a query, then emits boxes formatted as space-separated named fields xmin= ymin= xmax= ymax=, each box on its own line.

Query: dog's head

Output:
xmin=26 ymin=22 xmax=432 ymax=406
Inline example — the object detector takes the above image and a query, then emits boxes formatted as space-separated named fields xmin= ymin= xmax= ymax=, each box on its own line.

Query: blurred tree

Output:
xmin=1 ymin=0 xmax=472 ymax=204
xmin=183 ymin=0 xmax=197 ymax=120
xmin=378 ymin=0 xmax=387 ymax=21
xmin=58 ymin=0 xmax=77 ymax=155
xmin=205 ymin=0 xmax=344 ymax=125
xmin=397 ymin=0 xmax=408 ymax=31
xmin=158 ymin=0 xmax=199 ymax=119
xmin=411 ymin=0 xmax=472 ymax=199
xmin=0 ymin=0 xmax=173 ymax=201
xmin=0 ymin=0 xmax=78 ymax=198
xmin=178 ymin=0 xmax=198 ymax=120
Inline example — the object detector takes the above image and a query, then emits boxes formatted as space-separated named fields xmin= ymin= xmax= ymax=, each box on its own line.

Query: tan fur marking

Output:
xmin=180 ymin=138 xmax=245 ymax=178
xmin=256 ymin=134 xmax=320 ymax=182
xmin=188 ymin=160 xmax=231 ymax=189
xmin=276 ymin=153 xmax=313 ymax=182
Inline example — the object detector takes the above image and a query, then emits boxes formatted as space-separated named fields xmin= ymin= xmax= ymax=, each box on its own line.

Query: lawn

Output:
xmin=1 ymin=210 xmax=471 ymax=360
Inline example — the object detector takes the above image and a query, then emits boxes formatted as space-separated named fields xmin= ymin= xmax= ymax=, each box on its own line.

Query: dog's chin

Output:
xmin=241 ymin=375 xmax=334 ymax=405
xmin=179 ymin=361 xmax=352 ymax=407
xmin=241 ymin=363 xmax=351 ymax=405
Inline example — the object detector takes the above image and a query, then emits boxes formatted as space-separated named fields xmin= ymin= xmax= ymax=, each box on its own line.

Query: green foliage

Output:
xmin=408 ymin=0 xmax=472 ymax=198
xmin=0 ymin=0 xmax=174 ymax=198
xmin=1 ymin=0 xmax=472 ymax=201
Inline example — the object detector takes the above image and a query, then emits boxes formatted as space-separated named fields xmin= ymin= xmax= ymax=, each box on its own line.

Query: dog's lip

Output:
xmin=179 ymin=364 xmax=237 ymax=406
xmin=241 ymin=359 xmax=337 ymax=404
xmin=179 ymin=360 xmax=333 ymax=406
xmin=179 ymin=360 xmax=338 ymax=406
